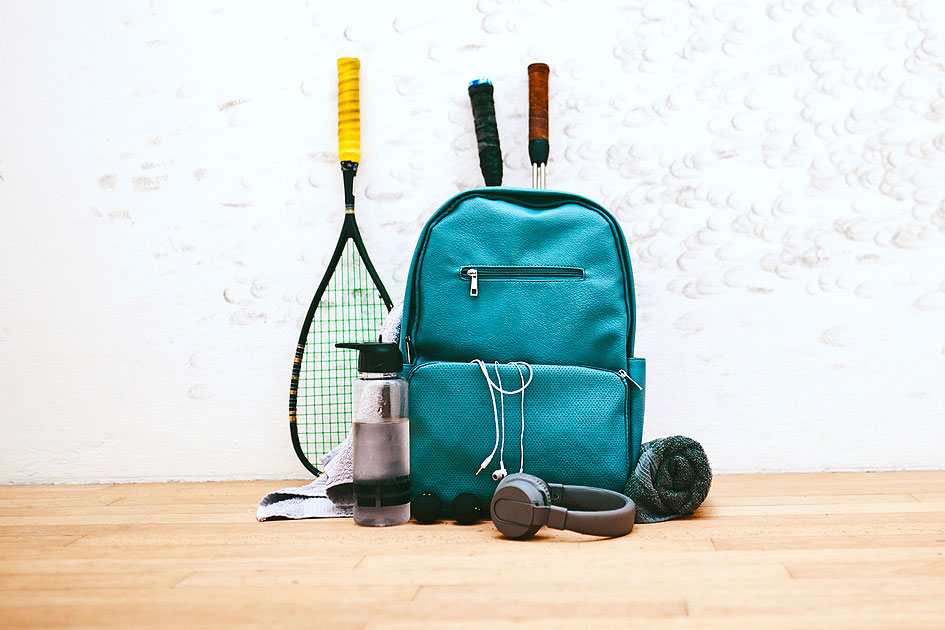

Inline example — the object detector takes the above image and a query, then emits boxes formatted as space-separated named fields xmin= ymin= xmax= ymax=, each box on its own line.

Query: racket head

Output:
xmin=289 ymin=213 xmax=393 ymax=475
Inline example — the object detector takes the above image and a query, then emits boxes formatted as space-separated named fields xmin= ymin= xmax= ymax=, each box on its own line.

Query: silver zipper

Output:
xmin=618 ymin=369 xmax=643 ymax=391
xmin=468 ymin=269 xmax=479 ymax=297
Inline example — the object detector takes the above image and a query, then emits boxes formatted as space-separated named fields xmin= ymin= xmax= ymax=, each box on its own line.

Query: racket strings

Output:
xmin=297 ymin=240 xmax=388 ymax=466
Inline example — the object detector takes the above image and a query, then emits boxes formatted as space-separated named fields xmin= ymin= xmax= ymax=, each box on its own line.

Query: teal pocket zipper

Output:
xmin=460 ymin=266 xmax=584 ymax=297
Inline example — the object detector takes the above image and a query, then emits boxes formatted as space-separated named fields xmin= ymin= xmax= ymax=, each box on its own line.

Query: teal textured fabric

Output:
xmin=407 ymin=361 xmax=639 ymax=506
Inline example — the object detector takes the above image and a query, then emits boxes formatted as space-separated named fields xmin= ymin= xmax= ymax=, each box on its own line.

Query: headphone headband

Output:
xmin=547 ymin=483 xmax=636 ymax=537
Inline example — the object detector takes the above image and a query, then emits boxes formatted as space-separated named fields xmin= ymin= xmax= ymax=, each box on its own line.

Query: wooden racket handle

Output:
xmin=337 ymin=58 xmax=361 ymax=164
xmin=527 ymin=63 xmax=550 ymax=142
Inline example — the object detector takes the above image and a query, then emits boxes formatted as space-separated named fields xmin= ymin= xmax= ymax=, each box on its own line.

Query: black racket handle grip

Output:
xmin=468 ymin=80 xmax=503 ymax=186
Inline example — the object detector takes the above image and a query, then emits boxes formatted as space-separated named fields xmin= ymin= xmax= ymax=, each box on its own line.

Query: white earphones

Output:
xmin=471 ymin=359 xmax=533 ymax=481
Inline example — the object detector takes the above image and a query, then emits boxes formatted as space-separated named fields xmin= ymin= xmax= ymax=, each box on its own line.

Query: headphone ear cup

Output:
xmin=511 ymin=473 xmax=551 ymax=506
xmin=490 ymin=473 xmax=552 ymax=540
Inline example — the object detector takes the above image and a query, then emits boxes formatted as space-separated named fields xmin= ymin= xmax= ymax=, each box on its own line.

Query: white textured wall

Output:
xmin=2 ymin=1 xmax=944 ymax=483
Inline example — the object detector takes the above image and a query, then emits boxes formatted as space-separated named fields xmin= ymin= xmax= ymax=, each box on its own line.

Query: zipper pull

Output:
xmin=618 ymin=369 xmax=643 ymax=391
xmin=468 ymin=268 xmax=478 ymax=297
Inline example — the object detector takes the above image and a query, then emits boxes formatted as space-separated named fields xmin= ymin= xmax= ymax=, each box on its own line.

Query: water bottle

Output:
xmin=336 ymin=342 xmax=409 ymax=527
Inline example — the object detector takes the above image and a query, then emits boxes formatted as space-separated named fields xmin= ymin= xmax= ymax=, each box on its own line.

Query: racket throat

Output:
xmin=342 ymin=161 xmax=359 ymax=212
xmin=531 ymin=164 xmax=546 ymax=190
xmin=529 ymin=139 xmax=548 ymax=190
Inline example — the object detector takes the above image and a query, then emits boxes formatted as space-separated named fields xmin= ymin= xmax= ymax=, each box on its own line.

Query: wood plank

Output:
xmin=704 ymin=471 xmax=945 ymax=496
xmin=701 ymin=500 xmax=945 ymax=516
xmin=913 ymin=493 xmax=945 ymax=502
xmin=709 ymin=492 xmax=920 ymax=506
xmin=713 ymin=532 xmax=945 ymax=551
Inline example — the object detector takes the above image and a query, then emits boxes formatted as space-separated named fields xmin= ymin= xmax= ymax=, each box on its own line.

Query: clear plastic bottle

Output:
xmin=337 ymin=342 xmax=409 ymax=527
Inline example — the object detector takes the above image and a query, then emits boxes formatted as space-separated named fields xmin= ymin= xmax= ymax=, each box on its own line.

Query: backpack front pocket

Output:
xmin=406 ymin=360 xmax=638 ymax=506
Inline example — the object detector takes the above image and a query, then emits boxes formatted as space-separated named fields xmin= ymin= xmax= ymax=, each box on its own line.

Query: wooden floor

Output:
xmin=1 ymin=472 xmax=943 ymax=629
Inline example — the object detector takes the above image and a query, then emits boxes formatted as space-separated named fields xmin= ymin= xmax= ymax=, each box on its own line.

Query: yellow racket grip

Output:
xmin=337 ymin=57 xmax=361 ymax=164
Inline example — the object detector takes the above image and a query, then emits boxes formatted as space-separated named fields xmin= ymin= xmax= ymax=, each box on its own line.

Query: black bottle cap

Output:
xmin=335 ymin=342 xmax=403 ymax=373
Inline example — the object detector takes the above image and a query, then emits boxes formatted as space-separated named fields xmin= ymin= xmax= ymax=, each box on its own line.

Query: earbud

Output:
xmin=491 ymin=467 xmax=508 ymax=481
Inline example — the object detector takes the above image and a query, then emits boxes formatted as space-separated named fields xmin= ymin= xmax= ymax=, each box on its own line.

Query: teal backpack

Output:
xmin=400 ymin=188 xmax=645 ymax=506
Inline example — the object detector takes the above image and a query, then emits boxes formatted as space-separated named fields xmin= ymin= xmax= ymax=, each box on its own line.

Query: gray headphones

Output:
xmin=490 ymin=473 xmax=636 ymax=540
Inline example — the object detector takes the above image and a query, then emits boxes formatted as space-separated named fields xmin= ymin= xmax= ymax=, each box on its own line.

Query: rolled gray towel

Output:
xmin=624 ymin=435 xmax=712 ymax=523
